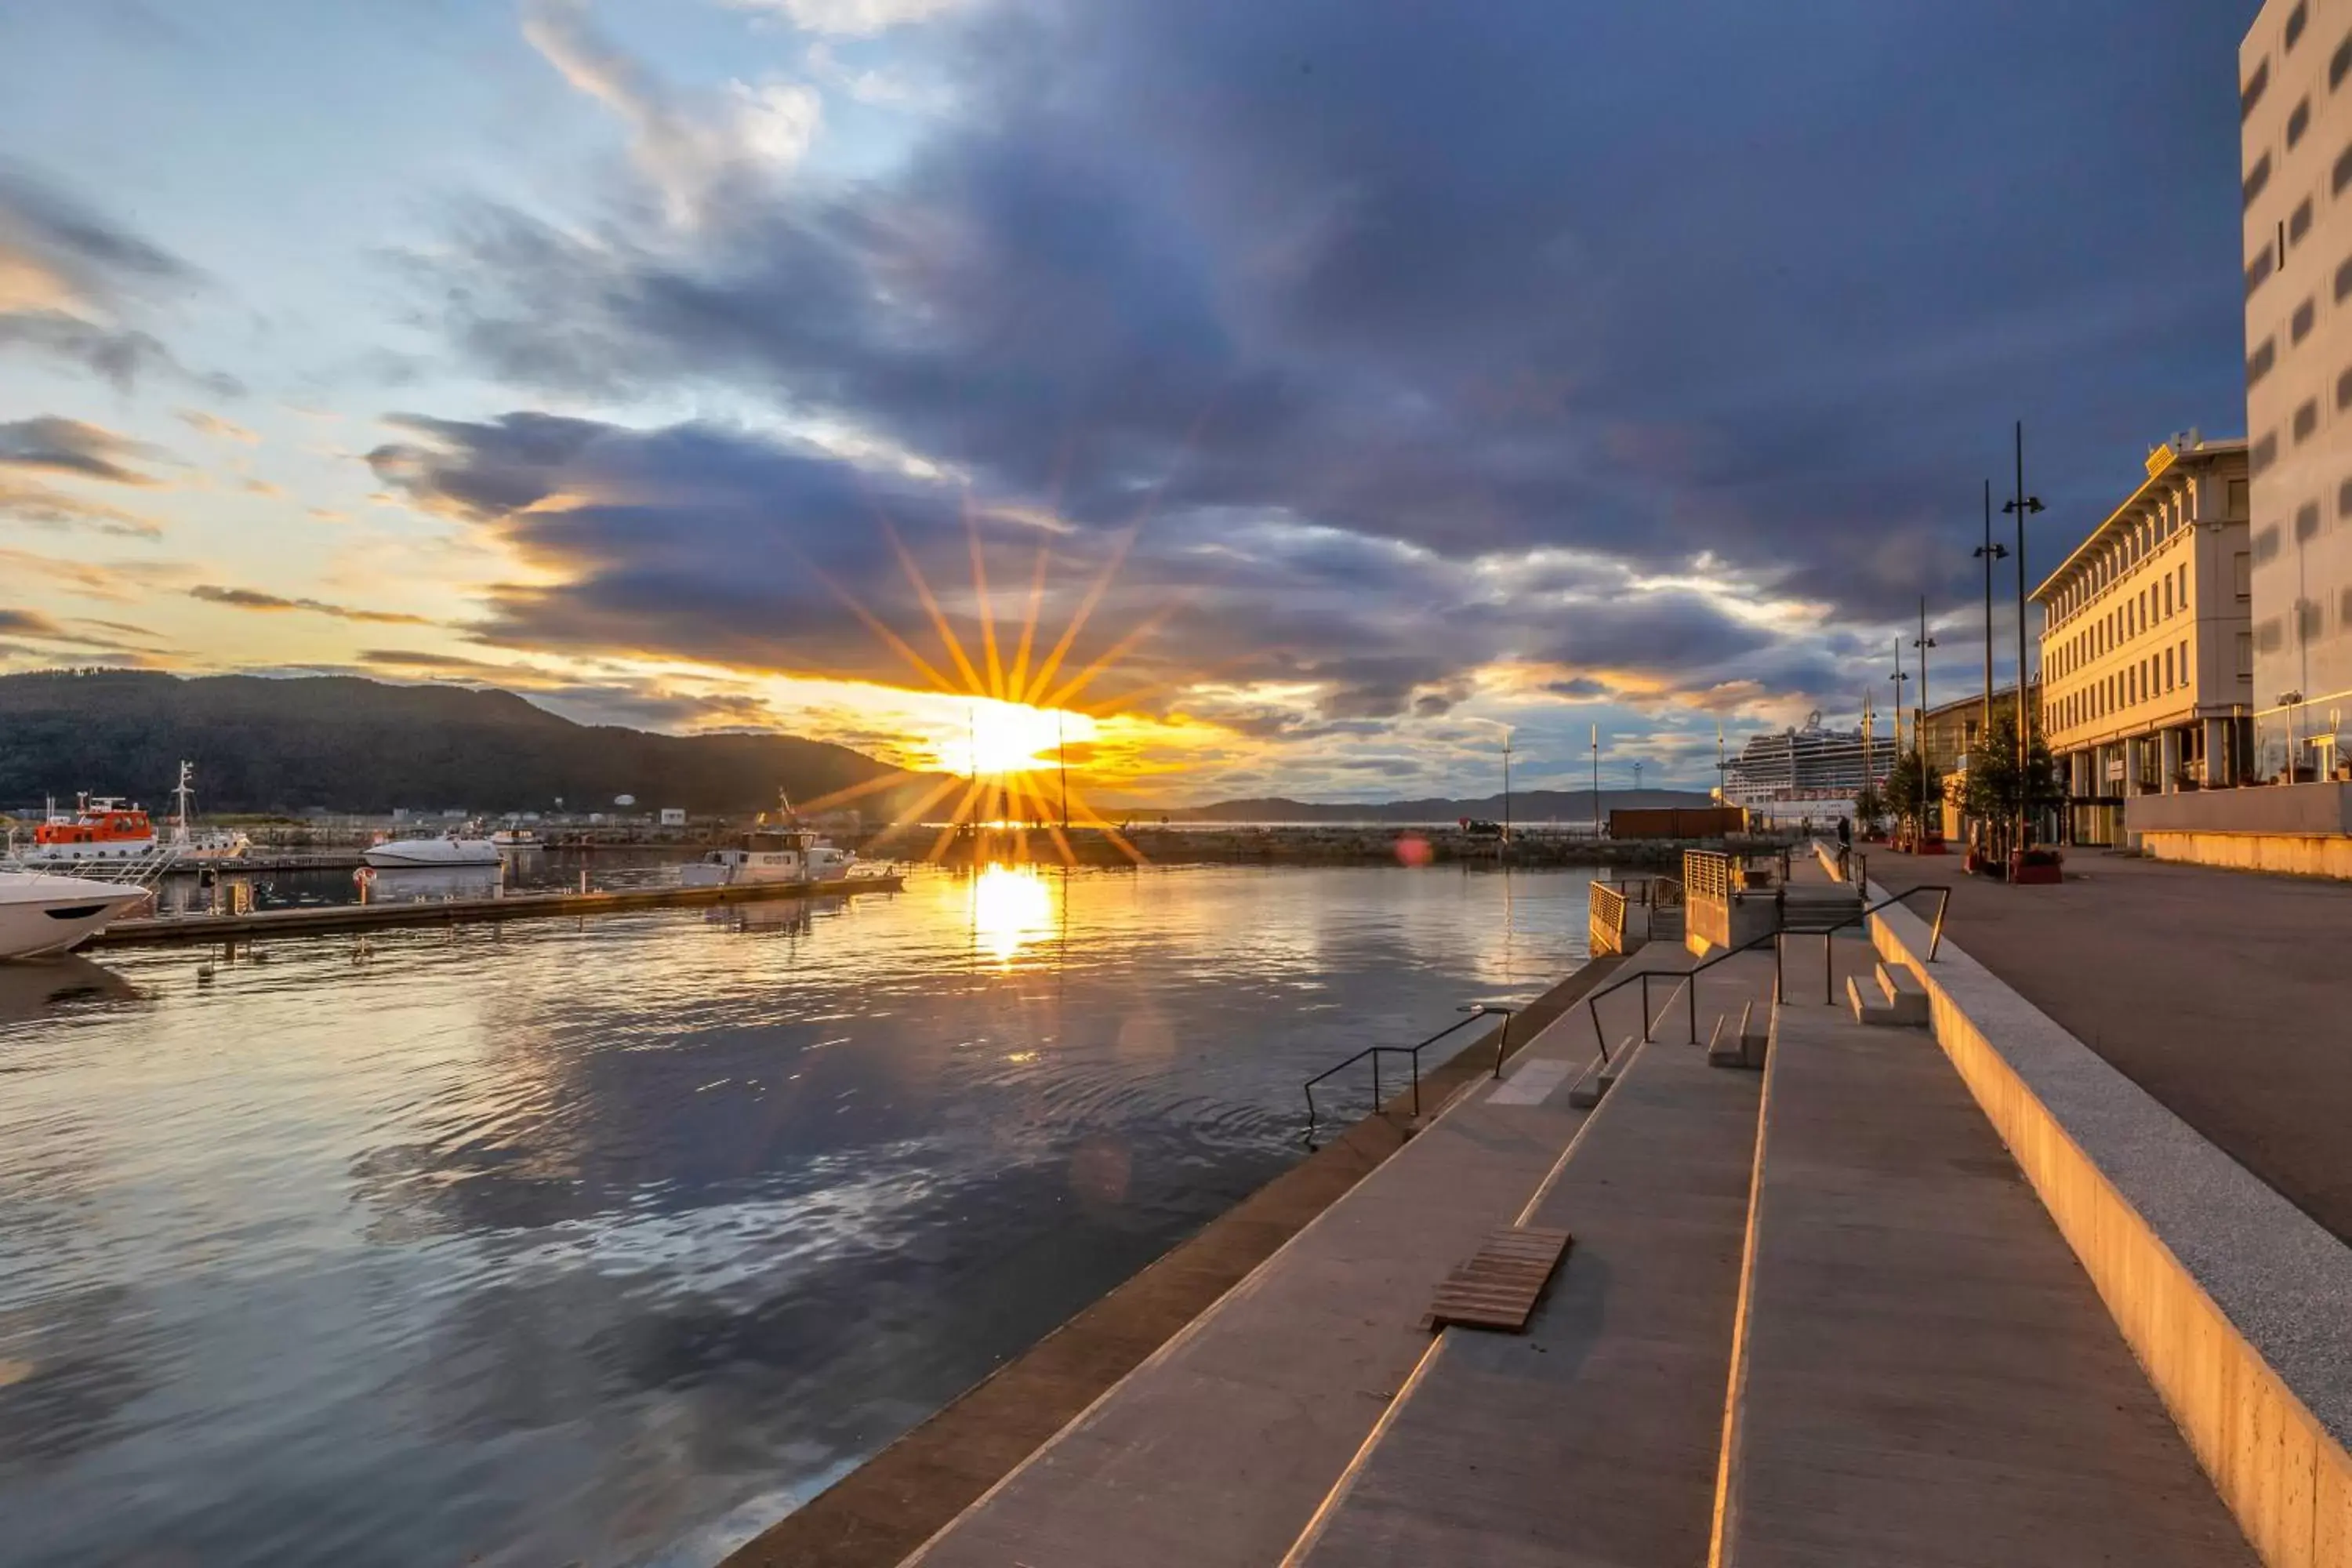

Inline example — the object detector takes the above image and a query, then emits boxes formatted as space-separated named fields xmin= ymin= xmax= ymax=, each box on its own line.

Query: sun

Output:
xmin=951 ymin=698 xmax=1091 ymax=779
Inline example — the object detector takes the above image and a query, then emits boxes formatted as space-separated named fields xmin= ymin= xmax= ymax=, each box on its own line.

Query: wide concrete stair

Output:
xmin=1709 ymin=934 xmax=2257 ymax=1568
xmin=1777 ymin=880 xmax=1862 ymax=933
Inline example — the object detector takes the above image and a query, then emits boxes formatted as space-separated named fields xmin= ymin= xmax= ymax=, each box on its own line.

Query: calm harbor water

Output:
xmin=0 ymin=862 xmax=1593 ymax=1566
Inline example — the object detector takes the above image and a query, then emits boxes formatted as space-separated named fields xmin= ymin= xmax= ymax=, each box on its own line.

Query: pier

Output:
xmin=728 ymin=845 xmax=2351 ymax=1568
xmin=86 ymin=874 xmax=905 ymax=947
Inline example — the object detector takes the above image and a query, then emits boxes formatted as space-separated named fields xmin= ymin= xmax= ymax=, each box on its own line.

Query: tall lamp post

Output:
xmin=1591 ymin=724 xmax=1601 ymax=838
xmin=2002 ymin=422 xmax=2045 ymax=857
xmin=1913 ymin=597 xmax=1937 ymax=759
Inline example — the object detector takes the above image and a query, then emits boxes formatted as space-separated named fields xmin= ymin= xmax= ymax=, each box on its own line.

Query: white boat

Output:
xmin=365 ymin=830 xmax=503 ymax=868
xmin=680 ymin=826 xmax=857 ymax=887
xmin=489 ymin=826 xmax=538 ymax=848
xmin=164 ymin=762 xmax=251 ymax=862
xmin=0 ymin=871 xmax=151 ymax=960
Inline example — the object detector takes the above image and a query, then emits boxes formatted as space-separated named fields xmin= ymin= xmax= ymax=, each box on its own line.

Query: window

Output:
xmin=2253 ymin=431 xmax=2279 ymax=475
xmin=2230 ymin=478 xmax=2251 ymax=517
xmin=2252 ymin=245 xmax=2278 ymax=297
xmin=2293 ymin=200 xmax=2316 ymax=248
xmin=2299 ymin=500 xmax=2323 ymax=539
xmin=2294 ymin=297 xmax=2318 ymax=342
xmin=2256 ymin=523 xmax=2283 ymax=564
xmin=2164 ymin=576 xmax=2174 ymax=618
xmin=2296 ymin=399 xmax=2320 ymax=442
xmin=2335 ymin=141 xmax=2352 ymax=194
xmin=2300 ymin=598 xmax=2325 ymax=642
xmin=2165 ymin=647 xmax=2175 ymax=691
xmin=2181 ymin=638 xmax=2191 ymax=689
xmin=2180 ymin=563 xmax=2190 ymax=606
xmin=2289 ymin=2 xmax=2309 ymax=52
xmin=2248 ymin=153 xmax=2274 ymax=208
xmin=2259 ymin=619 xmax=2284 ymax=654
xmin=2336 ymin=33 xmax=2352 ymax=89
xmin=2239 ymin=630 xmax=2256 ymax=674
xmin=2292 ymin=99 xmax=2314 ymax=147
xmin=2246 ymin=58 xmax=2271 ymax=119
xmin=2342 ymin=586 xmax=2352 ymax=631
xmin=2237 ymin=550 xmax=2253 ymax=598
xmin=2339 ymin=367 xmax=2352 ymax=411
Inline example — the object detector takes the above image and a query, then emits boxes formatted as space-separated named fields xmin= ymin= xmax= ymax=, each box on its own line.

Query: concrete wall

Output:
xmin=1867 ymin=890 xmax=2352 ymax=1568
xmin=1684 ymin=891 xmax=1777 ymax=956
xmin=2127 ymin=781 xmax=2352 ymax=835
xmin=2142 ymin=829 xmax=2352 ymax=880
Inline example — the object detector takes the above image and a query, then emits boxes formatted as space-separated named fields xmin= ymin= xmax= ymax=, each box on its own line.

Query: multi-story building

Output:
xmin=2242 ymin=0 xmax=2352 ymax=775
xmin=1916 ymin=684 xmax=2039 ymax=780
xmin=2034 ymin=436 xmax=2256 ymax=845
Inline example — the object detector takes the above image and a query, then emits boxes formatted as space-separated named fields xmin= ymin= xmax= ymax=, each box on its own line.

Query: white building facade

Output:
xmin=2243 ymin=0 xmax=2352 ymax=775
xmin=2034 ymin=438 xmax=2255 ymax=846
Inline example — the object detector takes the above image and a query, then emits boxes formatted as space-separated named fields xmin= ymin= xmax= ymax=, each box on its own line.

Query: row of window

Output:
xmin=2052 ymin=637 xmax=2196 ymax=735
xmin=2252 ymin=588 xmax=2352 ymax=651
xmin=2241 ymin=2 xmax=2331 ymax=125
xmin=2050 ymin=561 xmax=2195 ymax=681
xmin=2045 ymin=477 xmax=2245 ymax=630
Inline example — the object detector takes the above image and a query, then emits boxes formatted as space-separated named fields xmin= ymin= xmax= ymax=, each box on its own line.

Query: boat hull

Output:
xmin=0 ymin=875 xmax=151 ymax=960
xmin=365 ymin=840 xmax=503 ymax=868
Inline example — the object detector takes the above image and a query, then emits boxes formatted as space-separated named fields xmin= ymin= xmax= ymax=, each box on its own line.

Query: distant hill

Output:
xmin=1151 ymin=789 xmax=1717 ymax=823
xmin=0 ymin=670 xmax=938 ymax=816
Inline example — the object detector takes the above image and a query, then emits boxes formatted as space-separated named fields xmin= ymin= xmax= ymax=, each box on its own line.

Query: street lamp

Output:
xmin=1913 ymin=596 xmax=1937 ymax=765
xmin=2002 ymin=421 xmax=2045 ymax=856
xmin=1973 ymin=479 xmax=2007 ymax=775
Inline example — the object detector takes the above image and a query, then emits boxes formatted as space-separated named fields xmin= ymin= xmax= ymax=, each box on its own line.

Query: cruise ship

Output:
xmin=1719 ymin=713 xmax=1889 ymax=818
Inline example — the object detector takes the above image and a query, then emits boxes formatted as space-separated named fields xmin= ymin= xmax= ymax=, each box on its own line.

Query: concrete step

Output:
xmin=1290 ymin=992 xmax=1764 ymax=1566
xmin=1570 ymin=1040 xmax=1637 ymax=1106
xmin=1710 ymin=978 xmax=2258 ymax=1568
xmin=1708 ymin=997 xmax=1772 ymax=1071
xmin=1873 ymin=958 xmax=1929 ymax=1025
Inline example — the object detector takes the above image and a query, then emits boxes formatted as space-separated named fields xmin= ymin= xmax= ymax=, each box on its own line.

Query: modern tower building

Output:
xmin=2241 ymin=0 xmax=2352 ymax=775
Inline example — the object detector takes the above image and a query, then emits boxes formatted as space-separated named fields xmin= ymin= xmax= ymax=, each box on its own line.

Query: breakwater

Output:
xmin=905 ymin=825 xmax=1796 ymax=869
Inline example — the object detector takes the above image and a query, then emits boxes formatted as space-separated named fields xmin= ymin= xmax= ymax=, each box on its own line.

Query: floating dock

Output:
xmin=87 ymin=875 xmax=906 ymax=948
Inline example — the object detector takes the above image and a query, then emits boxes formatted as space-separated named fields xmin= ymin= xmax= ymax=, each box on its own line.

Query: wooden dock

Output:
xmin=86 ymin=875 xmax=905 ymax=947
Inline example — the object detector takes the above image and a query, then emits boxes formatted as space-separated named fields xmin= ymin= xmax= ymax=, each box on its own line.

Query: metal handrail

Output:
xmin=1301 ymin=1004 xmax=1514 ymax=1139
xmin=1784 ymin=885 xmax=1955 ymax=1004
xmin=1581 ymin=923 xmax=1789 ymax=1062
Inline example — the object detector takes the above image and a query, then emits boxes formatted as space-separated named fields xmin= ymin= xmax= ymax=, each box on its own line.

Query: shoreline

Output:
xmin=717 ymin=953 xmax=1627 ymax=1568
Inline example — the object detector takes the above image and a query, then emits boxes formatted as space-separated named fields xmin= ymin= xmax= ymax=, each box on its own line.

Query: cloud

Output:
xmin=728 ymin=0 xmax=966 ymax=34
xmin=0 ymin=475 xmax=164 ymax=539
xmin=0 ymin=417 xmax=170 ymax=485
xmin=521 ymin=0 xmax=822 ymax=228
xmin=176 ymin=409 xmax=259 ymax=444
xmin=188 ymin=584 xmax=437 ymax=626
xmin=0 ymin=163 xmax=234 ymax=394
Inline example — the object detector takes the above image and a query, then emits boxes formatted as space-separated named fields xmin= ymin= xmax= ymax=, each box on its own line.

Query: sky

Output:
xmin=0 ymin=0 xmax=2260 ymax=802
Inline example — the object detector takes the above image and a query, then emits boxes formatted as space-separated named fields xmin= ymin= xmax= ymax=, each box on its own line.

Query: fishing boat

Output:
xmin=365 ymin=828 xmax=503 ymax=868
xmin=679 ymin=827 xmax=857 ymax=887
xmin=163 ymin=762 xmax=251 ymax=862
xmin=0 ymin=870 xmax=151 ymax=960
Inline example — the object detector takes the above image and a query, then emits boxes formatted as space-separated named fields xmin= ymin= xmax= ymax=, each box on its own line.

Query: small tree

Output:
xmin=1962 ymin=711 xmax=2061 ymax=859
xmin=1852 ymin=779 xmax=1887 ymax=838
xmin=1886 ymin=751 xmax=1943 ymax=840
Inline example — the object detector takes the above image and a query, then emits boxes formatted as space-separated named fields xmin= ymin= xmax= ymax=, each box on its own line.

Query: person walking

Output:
xmin=1836 ymin=815 xmax=1852 ymax=848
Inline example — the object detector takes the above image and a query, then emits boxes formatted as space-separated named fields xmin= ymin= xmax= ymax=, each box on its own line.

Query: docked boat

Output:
xmin=365 ymin=829 xmax=503 ymax=868
xmin=679 ymin=826 xmax=857 ymax=887
xmin=0 ymin=870 xmax=151 ymax=960
xmin=17 ymin=796 xmax=162 ymax=869
xmin=489 ymin=826 xmax=538 ymax=848
xmin=163 ymin=762 xmax=251 ymax=862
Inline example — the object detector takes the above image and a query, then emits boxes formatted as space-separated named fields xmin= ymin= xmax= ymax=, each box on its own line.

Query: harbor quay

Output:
xmin=724 ymin=843 xmax=2352 ymax=1568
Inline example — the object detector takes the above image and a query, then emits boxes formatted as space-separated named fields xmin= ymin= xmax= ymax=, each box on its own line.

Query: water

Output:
xmin=0 ymin=862 xmax=1594 ymax=1566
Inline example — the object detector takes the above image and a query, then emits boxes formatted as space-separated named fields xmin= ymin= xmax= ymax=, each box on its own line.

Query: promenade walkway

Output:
xmin=1864 ymin=846 xmax=2352 ymax=1246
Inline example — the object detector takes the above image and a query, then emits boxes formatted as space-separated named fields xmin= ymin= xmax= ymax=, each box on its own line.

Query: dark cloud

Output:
xmin=190 ymin=584 xmax=437 ymax=626
xmin=0 ymin=162 xmax=236 ymax=394
xmin=0 ymin=417 xmax=169 ymax=485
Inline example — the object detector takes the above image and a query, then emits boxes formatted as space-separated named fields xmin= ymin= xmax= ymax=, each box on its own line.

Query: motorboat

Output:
xmin=163 ymin=761 xmax=251 ymax=862
xmin=680 ymin=826 xmax=857 ymax=887
xmin=365 ymin=829 xmax=503 ymax=868
xmin=0 ymin=870 xmax=151 ymax=960
xmin=489 ymin=826 xmax=538 ymax=848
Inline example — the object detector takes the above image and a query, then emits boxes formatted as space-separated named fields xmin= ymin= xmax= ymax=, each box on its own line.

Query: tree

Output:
xmin=1886 ymin=751 xmax=1941 ymax=833
xmin=1962 ymin=710 xmax=2061 ymax=858
xmin=1852 ymin=779 xmax=1887 ymax=837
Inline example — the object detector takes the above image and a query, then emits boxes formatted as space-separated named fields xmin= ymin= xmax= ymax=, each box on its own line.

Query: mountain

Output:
xmin=1150 ymin=789 xmax=1717 ymax=823
xmin=0 ymin=670 xmax=937 ymax=816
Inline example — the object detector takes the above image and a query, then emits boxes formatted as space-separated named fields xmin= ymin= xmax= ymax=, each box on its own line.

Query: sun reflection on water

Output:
xmin=968 ymin=863 xmax=1055 ymax=966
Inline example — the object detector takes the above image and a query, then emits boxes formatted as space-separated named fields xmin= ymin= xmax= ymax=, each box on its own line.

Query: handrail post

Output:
xmin=1929 ymin=887 xmax=1950 ymax=963
xmin=1688 ymin=964 xmax=1698 ymax=1044
xmin=1412 ymin=1048 xmax=1422 ymax=1119
xmin=1493 ymin=1011 xmax=1509 ymax=1079
xmin=1824 ymin=931 xmax=1833 ymax=1006
xmin=1371 ymin=1050 xmax=1381 ymax=1112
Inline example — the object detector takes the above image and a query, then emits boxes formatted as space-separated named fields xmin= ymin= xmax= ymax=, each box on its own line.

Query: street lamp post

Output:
xmin=1590 ymin=724 xmax=1600 ymax=837
xmin=1973 ymin=478 xmax=2007 ymax=779
xmin=2002 ymin=421 xmax=2045 ymax=858
xmin=1913 ymin=597 xmax=1937 ymax=760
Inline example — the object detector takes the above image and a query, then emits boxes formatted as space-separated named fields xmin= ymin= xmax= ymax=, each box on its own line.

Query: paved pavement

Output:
xmin=1862 ymin=846 xmax=2352 ymax=1247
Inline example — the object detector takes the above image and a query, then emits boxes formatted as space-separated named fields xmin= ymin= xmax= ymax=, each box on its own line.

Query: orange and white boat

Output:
xmin=21 ymin=796 xmax=161 ymax=868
